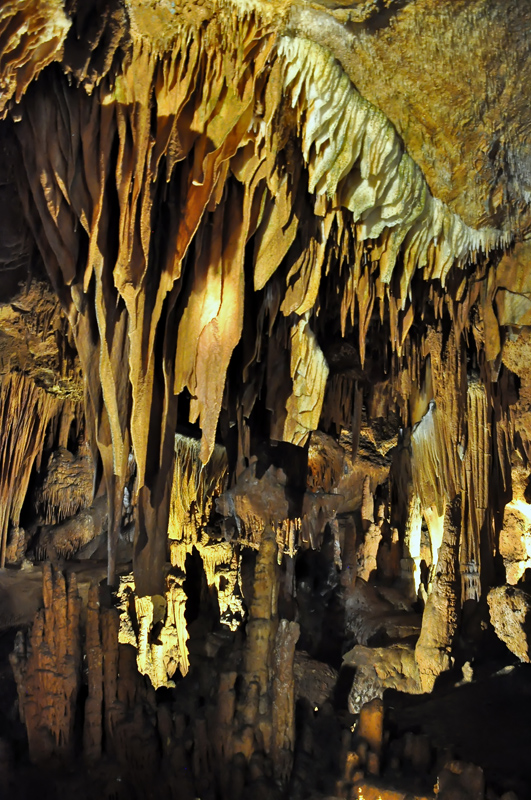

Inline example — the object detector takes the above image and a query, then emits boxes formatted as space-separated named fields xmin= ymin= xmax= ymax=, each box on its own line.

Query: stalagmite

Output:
xmin=357 ymin=478 xmax=384 ymax=583
xmin=209 ymin=526 xmax=301 ymax=786
xmin=415 ymin=500 xmax=461 ymax=692
xmin=84 ymin=584 xmax=104 ymax=762
xmin=9 ymin=564 xmax=81 ymax=763
xmin=4 ymin=526 xmax=27 ymax=565
xmin=271 ymin=618 xmax=300 ymax=784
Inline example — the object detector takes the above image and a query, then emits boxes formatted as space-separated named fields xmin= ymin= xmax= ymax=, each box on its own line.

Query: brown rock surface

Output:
xmin=9 ymin=564 xmax=81 ymax=763
xmin=294 ymin=650 xmax=338 ymax=708
xmin=293 ymin=0 xmax=531 ymax=235
xmin=487 ymin=585 xmax=531 ymax=663
xmin=345 ymin=643 xmax=420 ymax=713
xmin=415 ymin=500 xmax=460 ymax=692
xmin=34 ymin=443 xmax=94 ymax=525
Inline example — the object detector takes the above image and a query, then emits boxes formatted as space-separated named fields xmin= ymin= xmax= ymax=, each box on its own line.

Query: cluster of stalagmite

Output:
xmin=9 ymin=564 xmax=81 ymax=763
xmin=208 ymin=527 xmax=300 ymax=794
xmin=11 ymin=540 xmax=303 ymax=797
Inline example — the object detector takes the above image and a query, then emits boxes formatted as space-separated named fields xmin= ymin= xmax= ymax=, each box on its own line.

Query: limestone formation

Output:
xmin=415 ymin=500 xmax=460 ymax=692
xmin=1 ymin=0 xmax=531 ymax=798
xmin=9 ymin=564 xmax=81 ymax=763
xmin=34 ymin=495 xmax=107 ymax=561
xmin=116 ymin=571 xmax=189 ymax=688
xmin=487 ymin=585 xmax=531 ymax=663
xmin=345 ymin=643 xmax=420 ymax=713
xmin=0 ymin=0 xmax=519 ymax=597
xmin=34 ymin=443 xmax=94 ymax=525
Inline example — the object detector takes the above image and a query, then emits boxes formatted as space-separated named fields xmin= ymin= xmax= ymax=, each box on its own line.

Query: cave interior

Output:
xmin=0 ymin=1 xmax=531 ymax=799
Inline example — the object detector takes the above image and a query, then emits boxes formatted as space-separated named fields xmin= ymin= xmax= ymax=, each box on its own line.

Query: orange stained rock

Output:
xmin=357 ymin=697 xmax=384 ymax=757
xmin=9 ymin=565 xmax=82 ymax=763
xmin=350 ymin=781 xmax=434 ymax=800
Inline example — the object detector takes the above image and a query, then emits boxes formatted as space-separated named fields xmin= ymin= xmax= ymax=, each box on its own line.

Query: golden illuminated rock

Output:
xmin=2 ymin=0 xmax=531 ymax=796
xmin=2 ymin=0 xmax=524 ymax=596
xmin=116 ymin=571 xmax=189 ymax=688
xmin=487 ymin=585 xmax=531 ymax=663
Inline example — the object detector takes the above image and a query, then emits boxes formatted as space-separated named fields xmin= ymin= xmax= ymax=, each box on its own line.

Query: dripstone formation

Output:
xmin=0 ymin=2 xmax=531 ymax=799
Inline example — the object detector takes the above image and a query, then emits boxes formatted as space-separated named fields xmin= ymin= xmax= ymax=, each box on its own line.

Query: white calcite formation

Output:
xmin=278 ymin=35 xmax=509 ymax=296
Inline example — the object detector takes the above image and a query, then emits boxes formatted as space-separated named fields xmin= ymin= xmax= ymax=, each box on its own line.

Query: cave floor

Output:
xmin=387 ymin=662 xmax=531 ymax=797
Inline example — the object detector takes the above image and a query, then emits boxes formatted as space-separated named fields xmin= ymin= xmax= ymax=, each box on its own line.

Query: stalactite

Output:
xmin=14 ymin=11 xmax=276 ymax=591
xmin=0 ymin=0 xmax=70 ymax=117
xmin=278 ymin=34 xmax=507 ymax=294
xmin=9 ymin=3 xmax=512 ymax=596
xmin=167 ymin=432 xmax=245 ymax=625
xmin=271 ymin=618 xmax=300 ymax=785
xmin=460 ymin=376 xmax=491 ymax=601
xmin=402 ymin=494 xmax=423 ymax=598
xmin=116 ymin=571 xmax=189 ymax=688
xmin=0 ymin=372 xmax=61 ymax=567
xmin=34 ymin=442 xmax=94 ymax=524
xmin=283 ymin=313 xmax=329 ymax=447
xmin=320 ymin=373 xmax=357 ymax=435
xmin=168 ymin=433 xmax=228 ymax=549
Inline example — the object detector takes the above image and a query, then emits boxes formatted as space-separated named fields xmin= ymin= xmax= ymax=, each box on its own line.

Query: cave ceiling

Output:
xmin=0 ymin=0 xmax=530 ymax=599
